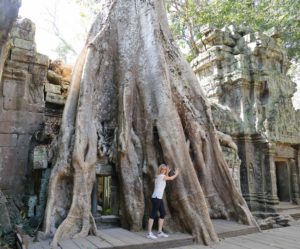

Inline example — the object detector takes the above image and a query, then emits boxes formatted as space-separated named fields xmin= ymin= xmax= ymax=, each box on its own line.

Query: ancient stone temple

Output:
xmin=0 ymin=15 xmax=73 ymax=233
xmin=192 ymin=24 xmax=300 ymax=216
xmin=0 ymin=18 xmax=48 ymax=195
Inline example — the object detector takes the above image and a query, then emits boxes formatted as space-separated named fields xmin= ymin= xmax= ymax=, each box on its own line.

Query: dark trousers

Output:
xmin=150 ymin=197 xmax=166 ymax=219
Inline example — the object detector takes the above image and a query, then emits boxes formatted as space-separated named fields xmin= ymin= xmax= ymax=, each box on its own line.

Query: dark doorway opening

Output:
xmin=97 ymin=175 xmax=112 ymax=215
xmin=275 ymin=161 xmax=291 ymax=202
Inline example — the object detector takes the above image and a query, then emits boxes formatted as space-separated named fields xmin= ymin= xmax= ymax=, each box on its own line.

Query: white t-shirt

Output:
xmin=152 ymin=174 xmax=166 ymax=199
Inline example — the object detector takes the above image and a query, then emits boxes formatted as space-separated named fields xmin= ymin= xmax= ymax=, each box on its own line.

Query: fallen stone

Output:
xmin=47 ymin=70 xmax=62 ymax=85
xmin=46 ymin=92 xmax=66 ymax=105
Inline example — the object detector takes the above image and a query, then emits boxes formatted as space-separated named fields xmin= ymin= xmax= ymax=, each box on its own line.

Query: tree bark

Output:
xmin=44 ymin=0 xmax=257 ymax=247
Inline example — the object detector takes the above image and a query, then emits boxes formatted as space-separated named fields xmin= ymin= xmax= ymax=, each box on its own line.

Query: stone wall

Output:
xmin=0 ymin=18 xmax=48 ymax=195
xmin=193 ymin=24 xmax=300 ymax=215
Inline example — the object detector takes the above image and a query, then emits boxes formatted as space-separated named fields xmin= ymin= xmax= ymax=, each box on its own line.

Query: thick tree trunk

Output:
xmin=44 ymin=0 xmax=257 ymax=247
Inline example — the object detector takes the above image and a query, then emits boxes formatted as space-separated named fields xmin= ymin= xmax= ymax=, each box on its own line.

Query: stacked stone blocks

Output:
xmin=0 ymin=18 xmax=48 ymax=194
xmin=193 ymin=24 xmax=300 ymax=214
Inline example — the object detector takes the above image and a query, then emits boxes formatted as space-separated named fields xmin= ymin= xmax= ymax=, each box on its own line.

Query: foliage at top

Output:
xmin=166 ymin=0 xmax=300 ymax=62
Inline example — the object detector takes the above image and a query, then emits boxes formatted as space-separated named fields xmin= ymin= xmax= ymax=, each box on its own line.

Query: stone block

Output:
xmin=10 ymin=47 xmax=35 ymax=63
xmin=96 ymin=164 xmax=114 ymax=176
xmin=223 ymin=32 xmax=236 ymax=47
xmin=45 ymin=92 xmax=66 ymax=105
xmin=47 ymin=70 xmax=62 ymax=85
xmin=27 ymin=195 xmax=37 ymax=217
xmin=13 ymin=37 xmax=34 ymax=50
xmin=23 ymin=102 xmax=45 ymax=113
xmin=11 ymin=26 xmax=34 ymax=41
xmin=243 ymin=33 xmax=256 ymax=43
xmin=254 ymin=32 xmax=276 ymax=48
xmin=2 ymin=66 xmax=27 ymax=81
xmin=5 ymin=60 xmax=29 ymax=70
xmin=0 ymin=134 xmax=18 ymax=146
xmin=0 ymin=147 xmax=27 ymax=178
xmin=33 ymin=146 xmax=48 ymax=169
xmin=15 ymin=18 xmax=35 ymax=32
xmin=205 ymin=29 xmax=223 ymax=44
xmin=17 ymin=134 xmax=32 ymax=147
xmin=3 ymin=79 xmax=25 ymax=110
xmin=35 ymin=53 xmax=49 ymax=66
xmin=0 ymin=111 xmax=43 ymax=134
xmin=199 ymin=24 xmax=214 ymax=35
xmin=29 ymin=63 xmax=47 ymax=80
xmin=45 ymin=83 xmax=61 ymax=94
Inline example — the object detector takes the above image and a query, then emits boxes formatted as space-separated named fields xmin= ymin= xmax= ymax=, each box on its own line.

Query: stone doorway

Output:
xmin=275 ymin=161 xmax=291 ymax=202
xmin=91 ymin=165 xmax=120 ymax=228
xmin=95 ymin=176 xmax=112 ymax=215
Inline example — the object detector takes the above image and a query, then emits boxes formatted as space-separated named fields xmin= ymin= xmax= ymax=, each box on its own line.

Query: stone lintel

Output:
xmin=237 ymin=134 xmax=252 ymax=141
xmin=96 ymin=164 xmax=114 ymax=176
xmin=275 ymin=144 xmax=295 ymax=159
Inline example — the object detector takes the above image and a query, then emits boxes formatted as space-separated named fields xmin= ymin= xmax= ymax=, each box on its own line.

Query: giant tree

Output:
xmin=43 ymin=0 xmax=257 ymax=246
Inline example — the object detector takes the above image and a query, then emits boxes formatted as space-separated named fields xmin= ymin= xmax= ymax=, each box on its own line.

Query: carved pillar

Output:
xmin=252 ymin=134 xmax=267 ymax=208
xmin=237 ymin=135 xmax=258 ymax=209
xmin=264 ymin=143 xmax=279 ymax=206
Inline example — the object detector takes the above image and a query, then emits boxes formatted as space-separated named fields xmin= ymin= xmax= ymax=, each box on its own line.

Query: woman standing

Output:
xmin=147 ymin=164 xmax=179 ymax=239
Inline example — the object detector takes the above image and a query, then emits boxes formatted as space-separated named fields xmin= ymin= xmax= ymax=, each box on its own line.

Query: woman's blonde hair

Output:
xmin=157 ymin=164 xmax=168 ymax=176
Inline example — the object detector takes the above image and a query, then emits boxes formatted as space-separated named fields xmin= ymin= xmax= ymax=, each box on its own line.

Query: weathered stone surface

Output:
xmin=193 ymin=25 xmax=300 ymax=216
xmin=3 ymin=79 xmax=26 ymax=110
xmin=10 ymin=47 xmax=35 ymax=63
xmin=47 ymin=70 xmax=62 ymax=85
xmin=10 ymin=24 xmax=34 ymax=41
xmin=46 ymin=92 xmax=66 ymax=105
xmin=13 ymin=37 xmax=34 ymax=50
xmin=35 ymin=53 xmax=49 ymax=66
xmin=45 ymin=82 xmax=61 ymax=94
xmin=33 ymin=146 xmax=48 ymax=169
xmin=27 ymin=195 xmax=37 ymax=217
xmin=0 ymin=134 xmax=18 ymax=147
xmin=0 ymin=18 xmax=48 ymax=194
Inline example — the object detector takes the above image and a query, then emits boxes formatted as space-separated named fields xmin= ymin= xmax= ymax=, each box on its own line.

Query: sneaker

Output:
xmin=147 ymin=232 xmax=158 ymax=239
xmin=157 ymin=231 xmax=169 ymax=238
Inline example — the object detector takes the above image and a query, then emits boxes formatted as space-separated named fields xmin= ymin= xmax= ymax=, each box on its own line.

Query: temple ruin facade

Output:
xmin=1 ymin=11 xmax=300 ymax=248
xmin=192 ymin=24 xmax=300 ymax=216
